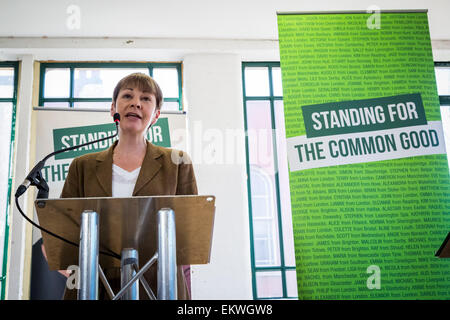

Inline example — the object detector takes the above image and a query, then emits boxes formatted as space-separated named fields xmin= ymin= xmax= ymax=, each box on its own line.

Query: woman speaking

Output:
xmin=61 ymin=73 xmax=197 ymax=300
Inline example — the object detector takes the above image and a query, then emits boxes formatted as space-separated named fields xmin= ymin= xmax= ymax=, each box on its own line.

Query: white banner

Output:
xmin=32 ymin=109 xmax=186 ymax=241
xmin=287 ymin=121 xmax=446 ymax=172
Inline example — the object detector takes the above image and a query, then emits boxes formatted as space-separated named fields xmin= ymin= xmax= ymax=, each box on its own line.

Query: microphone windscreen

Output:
xmin=113 ymin=113 xmax=120 ymax=123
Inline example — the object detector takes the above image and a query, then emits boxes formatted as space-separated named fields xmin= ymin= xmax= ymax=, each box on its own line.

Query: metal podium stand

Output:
xmin=35 ymin=195 xmax=215 ymax=300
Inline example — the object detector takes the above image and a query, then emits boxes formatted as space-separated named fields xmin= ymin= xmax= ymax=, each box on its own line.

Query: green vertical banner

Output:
xmin=277 ymin=11 xmax=450 ymax=299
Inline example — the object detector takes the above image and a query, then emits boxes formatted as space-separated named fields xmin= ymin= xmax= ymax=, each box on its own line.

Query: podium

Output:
xmin=34 ymin=195 xmax=215 ymax=300
xmin=435 ymin=232 xmax=450 ymax=258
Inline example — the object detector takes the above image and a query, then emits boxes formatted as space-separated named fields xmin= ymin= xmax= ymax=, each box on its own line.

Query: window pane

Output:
xmin=246 ymin=100 xmax=281 ymax=267
xmin=153 ymin=68 xmax=179 ymax=98
xmin=435 ymin=67 xmax=450 ymax=95
xmin=43 ymin=102 xmax=70 ymax=108
xmin=254 ymin=239 xmax=272 ymax=264
xmin=245 ymin=67 xmax=270 ymax=96
xmin=274 ymin=100 xmax=296 ymax=267
xmin=0 ymin=68 xmax=14 ymax=98
xmin=161 ymin=100 xmax=180 ymax=112
xmin=254 ymin=218 xmax=279 ymax=266
xmin=44 ymin=68 xmax=70 ymax=98
xmin=74 ymin=68 xmax=149 ymax=98
xmin=252 ymin=196 xmax=272 ymax=218
xmin=0 ymin=102 xmax=13 ymax=272
xmin=256 ymin=271 xmax=283 ymax=298
xmin=74 ymin=101 xmax=111 ymax=109
xmin=245 ymin=100 xmax=274 ymax=170
xmin=272 ymin=67 xmax=283 ymax=96
xmin=286 ymin=270 xmax=299 ymax=298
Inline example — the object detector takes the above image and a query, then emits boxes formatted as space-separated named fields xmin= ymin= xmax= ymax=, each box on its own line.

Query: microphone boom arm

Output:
xmin=15 ymin=114 xmax=120 ymax=198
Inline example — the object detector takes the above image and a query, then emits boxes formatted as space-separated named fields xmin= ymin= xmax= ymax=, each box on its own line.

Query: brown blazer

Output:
xmin=61 ymin=140 xmax=197 ymax=300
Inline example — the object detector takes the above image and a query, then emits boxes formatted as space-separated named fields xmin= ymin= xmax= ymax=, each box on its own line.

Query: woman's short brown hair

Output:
xmin=112 ymin=73 xmax=163 ymax=109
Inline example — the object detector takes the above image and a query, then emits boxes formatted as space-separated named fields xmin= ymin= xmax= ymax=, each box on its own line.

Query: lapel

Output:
xmin=133 ymin=141 xmax=163 ymax=195
xmin=95 ymin=140 xmax=163 ymax=197
xmin=95 ymin=142 xmax=115 ymax=196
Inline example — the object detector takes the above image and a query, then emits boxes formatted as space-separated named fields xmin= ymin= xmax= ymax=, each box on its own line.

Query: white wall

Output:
xmin=5 ymin=55 xmax=35 ymax=300
xmin=184 ymin=54 xmax=252 ymax=299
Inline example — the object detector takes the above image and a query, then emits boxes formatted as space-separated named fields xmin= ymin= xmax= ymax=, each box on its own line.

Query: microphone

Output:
xmin=15 ymin=113 xmax=121 ymax=198
xmin=113 ymin=112 xmax=120 ymax=125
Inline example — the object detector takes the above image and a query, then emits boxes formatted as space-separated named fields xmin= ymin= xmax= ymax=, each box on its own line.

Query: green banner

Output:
xmin=278 ymin=11 xmax=450 ymax=299
xmin=53 ymin=118 xmax=171 ymax=160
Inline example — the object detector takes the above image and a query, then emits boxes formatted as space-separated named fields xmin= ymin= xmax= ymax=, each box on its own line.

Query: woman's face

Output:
xmin=110 ymin=86 xmax=160 ymax=136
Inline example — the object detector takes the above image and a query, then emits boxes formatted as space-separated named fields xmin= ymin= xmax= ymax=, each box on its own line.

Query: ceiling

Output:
xmin=0 ymin=0 xmax=449 ymax=40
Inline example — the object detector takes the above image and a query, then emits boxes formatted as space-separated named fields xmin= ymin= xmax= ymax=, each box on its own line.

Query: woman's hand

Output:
xmin=41 ymin=243 xmax=72 ymax=278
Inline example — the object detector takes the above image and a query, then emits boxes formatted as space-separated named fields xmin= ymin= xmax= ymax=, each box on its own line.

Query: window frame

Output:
xmin=38 ymin=62 xmax=183 ymax=111
xmin=242 ymin=62 xmax=297 ymax=300
xmin=436 ymin=61 xmax=450 ymax=106
xmin=0 ymin=61 xmax=19 ymax=300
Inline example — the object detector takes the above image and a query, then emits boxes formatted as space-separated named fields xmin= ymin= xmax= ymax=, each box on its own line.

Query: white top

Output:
xmin=112 ymin=164 xmax=141 ymax=197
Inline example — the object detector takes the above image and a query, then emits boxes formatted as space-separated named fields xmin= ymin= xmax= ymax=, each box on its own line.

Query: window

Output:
xmin=242 ymin=62 xmax=297 ymax=299
xmin=435 ymin=62 xmax=450 ymax=169
xmin=0 ymin=61 xmax=18 ymax=300
xmin=39 ymin=63 xmax=183 ymax=112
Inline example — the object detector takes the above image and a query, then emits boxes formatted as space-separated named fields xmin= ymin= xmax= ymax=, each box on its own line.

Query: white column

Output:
xmin=183 ymin=54 xmax=252 ymax=299
xmin=5 ymin=55 xmax=35 ymax=300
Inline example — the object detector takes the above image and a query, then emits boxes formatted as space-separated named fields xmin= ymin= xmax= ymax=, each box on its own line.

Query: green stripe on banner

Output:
xmin=278 ymin=11 xmax=450 ymax=299
xmin=53 ymin=118 xmax=171 ymax=160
